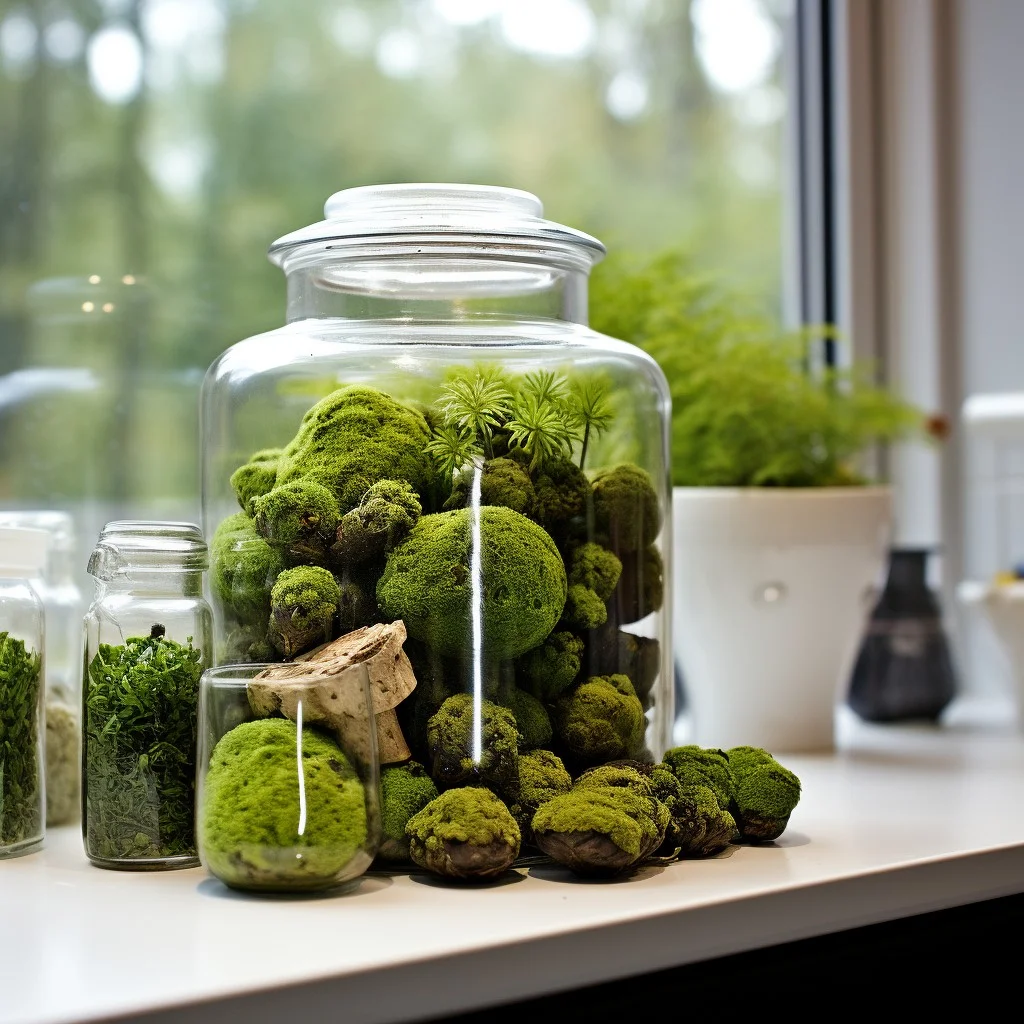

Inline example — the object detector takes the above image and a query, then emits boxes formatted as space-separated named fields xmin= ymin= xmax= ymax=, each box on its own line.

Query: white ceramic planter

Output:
xmin=672 ymin=486 xmax=893 ymax=753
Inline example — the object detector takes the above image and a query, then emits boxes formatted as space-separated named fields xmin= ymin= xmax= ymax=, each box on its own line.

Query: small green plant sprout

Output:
xmin=569 ymin=378 xmax=614 ymax=470
xmin=520 ymin=369 xmax=572 ymax=409
xmin=438 ymin=369 xmax=513 ymax=459
xmin=506 ymin=393 xmax=580 ymax=471
xmin=425 ymin=423 xmax=483 ymax=482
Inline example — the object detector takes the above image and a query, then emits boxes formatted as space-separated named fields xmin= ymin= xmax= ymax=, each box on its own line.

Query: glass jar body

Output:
xmin=196 ymin=664 xmax=381 ymax=892
xmin=81 ymin=568 xmax=213 ymax=869
xmin=201 ymin=306 xmax=674 ymax=843
xmin=0 ymin=578 xmax=46 ymax=857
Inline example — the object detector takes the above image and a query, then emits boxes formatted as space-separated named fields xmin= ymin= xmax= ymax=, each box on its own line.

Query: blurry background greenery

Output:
xmin=0 ymin=0 xmax=791 ymax=544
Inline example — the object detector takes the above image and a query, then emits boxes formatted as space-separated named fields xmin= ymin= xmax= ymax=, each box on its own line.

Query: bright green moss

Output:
xmin=274 ymin=385 xmax=436 ymax=513
xmin=517 ymin=630 xmax=584 ymax=702
xmin=443 ymin=457 xmax=536 ymax=517
xmin=268 ymin=565 xmax=340 ymax=658
xmin=230 ymin=447 xmax=282 ymax=514
xmin=575 ymin=763 xmax=654 ymax=797
xmin=426 ymin=694 xmax=521 ymax=794
xmin=568 ymin=543 xmax=622 ymax=601
xmin=199 ymin=718 xmax=369 ymax=890
xmin=505 ymin=748 xmax=572 ymax=841
xmin=251 ymin=480 xmax=340 ymax=563
xmin=662 ymin=745 xmax=736 ymax=810
xmin=210 ymin=512 xmax=286 ymax=627
xmin=560 ymin=583 xmax=608 ymax=631
xmin=553 ymin=674 xmax=646 ymax=769
xmin=592 ymin=463 xmax=661 ymax=553
xmin=377 ymin=760 xmax=439 ymax=863
xmin=532 ymin=785 xmax=664 ymax=862
xmin=377 ymin=506 xmax=567 ymax=660
xmin=726 ymin=746 xmax=801 ymax=842
xmin=405 ymin=786 xmax=521 ymax=879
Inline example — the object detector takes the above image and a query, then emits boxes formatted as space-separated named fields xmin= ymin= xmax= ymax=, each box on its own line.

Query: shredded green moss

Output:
xmin=0 ymin=632 xmax=42 ymax=848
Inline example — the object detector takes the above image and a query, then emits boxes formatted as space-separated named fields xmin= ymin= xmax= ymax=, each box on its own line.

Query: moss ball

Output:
xmin=426 ymin=694 xmax=520 ymax=793
xmin=517 ymin=630 xmax=584 ymax=702
xmin=496 ymin=685 xmax=552 ymax=751
xmin=275 ymin=385 xmax=436 ymax=513
xmin=210 ymin=512 xmax=286 ymax=626
xmin=444 ymin=457 xmax=536 ymax=517
xmin=199 ymin=718 xmax=370 ymax=890
xmin=378 ymin=760 xmax=439 ymax=863
xmin=552 ymin=674 xmax=646 ymax=769
xmin=592 ymin=463 xmax=661 ymax=552
xmin=568 ymin=543 xmax=623 ymax=601
xmin=252 ymin=480 xmax=340 ymax=554
xmin=230 ymin=447 xmax=282 ymax=514
xmin=662 ymin=745 xmax=735 ymax=810
xmin=377 ymin=506 xmax=567 ymax=660
xmin=726 ymin=746 xmax=801 ymax=842
xmin=532 ymin=456 xmax=593 ymax=536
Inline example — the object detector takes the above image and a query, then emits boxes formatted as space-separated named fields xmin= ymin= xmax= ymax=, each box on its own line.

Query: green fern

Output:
xmin=425 ymin=423 xmax=483 ymax=481
xmin=506 ymin=394 xmax=580 ymax=471
xmin=570 ymin=378 xmax=614 ymax=470
xmin=589 ymin=249 xmax=925 ymax=487
xmin=438 ymin=371 xmax=513 ymax=459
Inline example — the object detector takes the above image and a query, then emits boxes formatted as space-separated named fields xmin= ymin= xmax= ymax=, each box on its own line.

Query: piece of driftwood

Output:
xmin=248 ymin=620 xmax=418 ymax=763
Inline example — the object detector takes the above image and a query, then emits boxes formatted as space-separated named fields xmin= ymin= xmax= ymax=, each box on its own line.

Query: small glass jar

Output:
xmin=196 ymin=663 xmax=381 ymax=893
xmin=81 ymin=521 xmax=213 ymax=869
xmin=0 ymin=526 xmax=49 ymax=858
xmin=0 ymin=510 xmax=85 ymax=825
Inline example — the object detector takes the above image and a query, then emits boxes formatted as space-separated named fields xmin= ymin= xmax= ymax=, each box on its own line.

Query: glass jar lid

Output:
xmin=267 ymin=183 xmax=606 ymax=268
xmin=87 ymin=521 xmax=208 ymax=579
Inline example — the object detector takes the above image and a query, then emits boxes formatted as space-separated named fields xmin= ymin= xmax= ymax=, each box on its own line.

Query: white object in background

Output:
xmin=956 ymin=579 xmax=1024 ymax=721
xmin=961 ymin=391 xmax=1024 ymax=439
xmin=673 ymin=486 xmax=892 ymax=753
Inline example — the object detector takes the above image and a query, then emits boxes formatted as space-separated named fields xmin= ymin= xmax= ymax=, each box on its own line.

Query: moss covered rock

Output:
xmin=377 ymin=759 xmax=439 ymax=863
xmin=198 ymin=718 xmax=370 ymax=890
xmin=377 ymin=506 xmax=567 ymax=660
xmin=553 ymin=674 xmax=647 ymax=769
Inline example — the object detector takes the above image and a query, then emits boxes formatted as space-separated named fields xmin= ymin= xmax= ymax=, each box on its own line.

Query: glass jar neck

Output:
xmin=283 ymin=251 xmax=591 ymax=325
xmin=94 ymin=570 xmax=205 ymax=598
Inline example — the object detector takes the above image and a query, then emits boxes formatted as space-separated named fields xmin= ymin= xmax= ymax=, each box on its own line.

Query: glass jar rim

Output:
xmin=88 ymin=520 xmax=208 ymax=578
xmin=267 ymin=182 xmax=606 ymax=269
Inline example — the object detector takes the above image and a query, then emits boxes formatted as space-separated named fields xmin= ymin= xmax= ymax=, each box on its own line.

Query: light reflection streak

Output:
xmin=469 ymin=461 xmax=484 ymax=763
xmin=296 ymin=700 xmax=307 ymax=836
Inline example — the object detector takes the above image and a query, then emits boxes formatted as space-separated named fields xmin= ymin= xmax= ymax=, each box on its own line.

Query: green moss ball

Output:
xmin=199 ymin=718 xmax=370 ymax=890
xmin=275 ymin=385 xmax=436 ymax=513
xmin=210 ymin=512 xmax=285 ymax=626
xmin=378 ymin=760 xmax=439 ymax=863
xmin=726 ymin=746 xmax=802 ymax=842
xmin=377 ymin=506 xmax=567 ymax=660
xmin=230 ymin=447 xmax=282 ymax=514
xmin=662 ymin=745 xmax=736 ymax=810
xmin=592 ymin=463 xmax=662 ymax=552
xmin=553 ymin=674 xmax=646 ymax=769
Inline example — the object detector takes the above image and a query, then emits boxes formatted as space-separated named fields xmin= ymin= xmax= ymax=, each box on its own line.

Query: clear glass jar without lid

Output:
xmin=81 ymin=521 xmax=213 ymax=869
xmin=0 ymin=527 xmax=49 ymax=858
xmin=201 ymin=184 xmax=673 ymax=874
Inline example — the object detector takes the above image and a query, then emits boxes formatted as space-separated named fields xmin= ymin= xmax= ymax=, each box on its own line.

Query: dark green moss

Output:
xmin=552 ymin=674 xmax=646 ymax=770
xmin=517 ymin=630 xmax=584 ymax=702
xmin=377 ymin=760 xmax=439 ymax=863
xmin=443 ymin=457 xmax=536 ymax=517
xmin=662 ymin=745 xmax=736 ymax=810
xmin=592 ymin=463 xmax=661 ymax=553
xmin=426 ymin=694 xmax=520 ymax=794
xmin=267 ymin=565 xmax=340 ymax=658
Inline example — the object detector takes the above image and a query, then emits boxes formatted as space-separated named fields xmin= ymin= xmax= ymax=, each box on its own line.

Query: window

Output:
xmin=0 ymin=0 xmax=795 ymax=560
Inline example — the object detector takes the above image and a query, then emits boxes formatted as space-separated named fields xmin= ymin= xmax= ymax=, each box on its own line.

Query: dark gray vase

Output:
xmin=846 ymin=547 xmax=958 ymax=723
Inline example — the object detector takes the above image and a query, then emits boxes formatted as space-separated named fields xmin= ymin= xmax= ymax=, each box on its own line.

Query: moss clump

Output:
xmin=568 ymin=543 xmax=622 ymax=601
xmin=199 ymin=718 xmax=369 ymax=890
xmin=502 ymin=748 xmax=572 ymax=845
xmin=274 ymin=385 xmax=436 ymax=513
xmin=252 ymin=480 xmax=341 ymax=565
xmin=575 ymin=763 xmax=654 ymax=797
xmin=592 ymin=463 xmax=661 ymax=552
xmin=532 ymin=456 xmax=592 ymax=537
xmin=230 ymin=447 xmax=282 ymax=514
xmin=553 ymin=675 xmax=646 ymax=770
xmin=426 ymin=694 xmax=521 ymax=794
xmin=331 ymin=479 xmax=422 ymax=565
xmin=612 ymin=544 xmax=664 ymax=623
xmin=268 ymin=565 xmax=340 ymax=658
xmin=726 ymin=746 xmax=801 ymax=842
xmin=561 ymin=583 xmax=608 ymax=631
xmin=377 ymin=760 xmax=439 ymax=863
xmin=517 ymin=630 xmax=584 ymax=702
xmin=443 ymin=457 xmax=536 ymax=517
xmin=210 ymin=512 xmax=285 ymax=627
xmin=406 ymin=786 xmax=521 ymax=881
xmin=377 ymin=506 xmax=567 ymax=660
xmin=495 ymin=685 xmax=552 ymax=751
xmin=531 ymin=784 xmax=669 ymax=877
xmin=675 ymin=783 xmax=740 ymax=857
xmin=662 ymin=745 xmax=736 ymax=810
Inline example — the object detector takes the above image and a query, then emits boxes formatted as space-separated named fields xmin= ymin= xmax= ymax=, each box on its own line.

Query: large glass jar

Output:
xmin=81 ymin=521 xmax=213 ymax=869
xmin=201 ymin=184 xmax=673 ymax=874
xmin=0 ymin=526 xmax=49 ymax=858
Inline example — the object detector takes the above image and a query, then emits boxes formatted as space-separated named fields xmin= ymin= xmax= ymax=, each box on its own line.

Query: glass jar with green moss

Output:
xmin=200 ymin=185 xmax=673 ymax=878
xmin=196 ymin=662 xmax=381 ymax=893
xmin=0 ymin=526 xmax=49 ymax=858
xmin=81 ymin=521 xmax=213 ymax=869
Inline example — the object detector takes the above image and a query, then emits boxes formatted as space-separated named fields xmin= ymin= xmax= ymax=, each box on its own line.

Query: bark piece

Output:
xmin=248 ymin=620 xmax=418 ymax=763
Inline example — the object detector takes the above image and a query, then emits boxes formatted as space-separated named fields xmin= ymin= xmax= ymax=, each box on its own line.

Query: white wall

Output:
xmin=955 ymin=0 xmax=1024 ymax=704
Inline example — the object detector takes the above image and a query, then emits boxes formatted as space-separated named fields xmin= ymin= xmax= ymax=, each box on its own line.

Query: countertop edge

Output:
xmin=74 ymin=844 xmax=1024 ymax=1024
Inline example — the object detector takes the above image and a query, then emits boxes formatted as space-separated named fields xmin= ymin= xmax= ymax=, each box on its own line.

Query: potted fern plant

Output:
xmin=590 ymin=252 xmax=926 ymax=753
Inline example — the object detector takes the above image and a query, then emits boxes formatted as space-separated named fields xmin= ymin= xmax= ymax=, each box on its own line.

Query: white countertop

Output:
xmin=6 ymin=700 xmax=1024 ymax=1024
